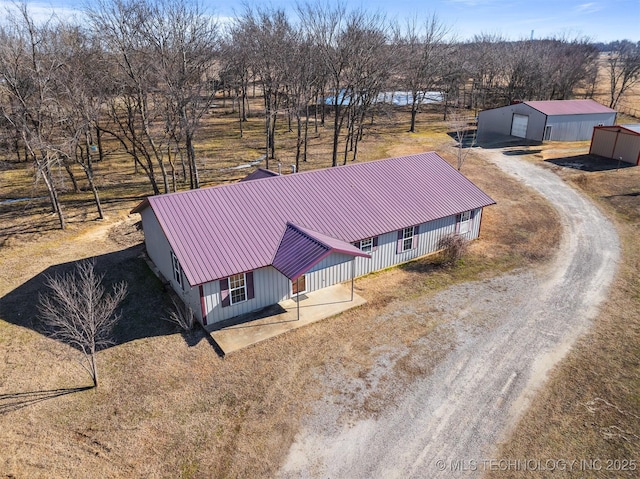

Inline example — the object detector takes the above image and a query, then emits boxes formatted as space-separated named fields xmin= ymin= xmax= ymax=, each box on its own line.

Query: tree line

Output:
xmin=1 ymin=0 xmax=639 ymax=230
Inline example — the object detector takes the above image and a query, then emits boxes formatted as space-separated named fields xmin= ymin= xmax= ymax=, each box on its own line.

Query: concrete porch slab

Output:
xmin=208 ymin=283 xmax=366 ymax=354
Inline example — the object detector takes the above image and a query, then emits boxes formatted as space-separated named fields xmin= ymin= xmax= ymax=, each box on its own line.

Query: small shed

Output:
xmin=477 ymin=99 xmax=616 ymax=143
xmin=589 ymin=124 xmax=640 ymax=165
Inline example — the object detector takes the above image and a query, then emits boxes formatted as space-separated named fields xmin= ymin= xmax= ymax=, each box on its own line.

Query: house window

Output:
xmin=220 ymin=272 xmax=254 ymax=308
xmin=401 ymin=227 xmax=415 ymax=252
xmin=458 ymin=211 xmax=472 ymax=234
xmin=229 ymin=273 xmax=247 ymax=304
xmin=171 ymin=251 xmax=183 ymax=289
xmin=360 ymin=237 xmax=373 ymax=253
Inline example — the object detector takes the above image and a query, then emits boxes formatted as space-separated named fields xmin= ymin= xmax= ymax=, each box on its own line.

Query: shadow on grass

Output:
xmin=0 ymin=244 xmax=176 ymax=349
xmin=503 ymin=149 xmax=543 ymax=156
xmin=399 ymin=256 xmax=443 ymax=274
xmin=0 ymin=386 xmax=93 ymax=414
xmin=545 ymin=154 xmax=636 ymax=172
xmin=446 ymin=130 xmax=477 ymax=148
xmin=182 ymin=325 xmax=225 ymax=357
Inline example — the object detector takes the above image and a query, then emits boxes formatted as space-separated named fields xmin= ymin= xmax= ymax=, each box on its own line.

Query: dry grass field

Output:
xmin=0 ymin=83 xmax=637 ymax=478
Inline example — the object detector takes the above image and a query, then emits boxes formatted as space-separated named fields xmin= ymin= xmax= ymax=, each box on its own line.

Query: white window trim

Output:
xmin=229 ymin=272 xmax=248 ymax=305
xmin=401 ymin=227 xmax=414 ymax=252
xmin=360 ymin=237 xmax=373 ymax=253
xmin=459 ymin=211 xmax=472 ymax=234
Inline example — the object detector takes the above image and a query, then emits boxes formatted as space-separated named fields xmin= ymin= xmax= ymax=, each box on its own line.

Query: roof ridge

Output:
xmin=285 ymin=222 xmax=334 ymax=250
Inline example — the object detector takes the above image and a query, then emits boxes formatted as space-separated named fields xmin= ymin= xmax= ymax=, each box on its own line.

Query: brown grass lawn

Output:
xmin=485 ymin=145 xmax=640 ymax=478
xmin=0 ymin=92 xmax=633 ymax=478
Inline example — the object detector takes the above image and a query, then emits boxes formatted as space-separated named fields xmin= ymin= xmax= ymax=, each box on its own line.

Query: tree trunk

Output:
xmin=82 ymin=139 xmax=104 ymax=219
xmin=64 ymin=161 xmax=80 ymax=193
xmin=303 ymin=103 xmax=310 ymax=162
xmin=167 ymin=145 xmax=177 ymax=192
xmin=90 ymin=350 xmax=98 ymax=388
xmin=187 ymin=133 xmax=199 ymax=189
xmin=42 ymin=160 xmax=65 ymax=230
xmin=410 ymin=101 xmax=418 ymax=133
xmin=295 ymin=114 xmax=302 ymax=173
xmin=332 ymin=102 xmax=340 ymax=167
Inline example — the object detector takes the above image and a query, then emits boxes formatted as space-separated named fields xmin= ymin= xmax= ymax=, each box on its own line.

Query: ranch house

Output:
xmin=131 ymin=152 xmax=495 ymax=329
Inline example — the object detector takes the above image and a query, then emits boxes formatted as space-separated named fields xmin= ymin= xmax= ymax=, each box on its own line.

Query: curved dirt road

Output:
xmin=278 ymin=151 xmax=620 ymax=478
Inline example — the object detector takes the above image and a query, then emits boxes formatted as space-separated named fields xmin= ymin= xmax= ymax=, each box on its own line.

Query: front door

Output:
xmin=292 ymin=275 xmax=307 ymax=295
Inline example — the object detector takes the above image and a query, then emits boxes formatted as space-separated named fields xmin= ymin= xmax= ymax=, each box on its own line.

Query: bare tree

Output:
xmin=448 ymin=108 xmax=476 ymax=171
xmin=39 ymin=260 xmax=127 ymax=388
xmin=232 ymin=6 xmax=294 ymax=166
xmin=144 ymin=0 xmax=220 ymax=190
xmin=54 ymin=24 xmax=110 ymax=219
xmin=399 ymin=14 xmax=450 ymax=132
xmin=607 ymin=40 xmax=640 ymax=109
xmin=0 ymin=4 xmax=67 ymax=228
xmin=298 ymin=1 xmax=352 ymax=167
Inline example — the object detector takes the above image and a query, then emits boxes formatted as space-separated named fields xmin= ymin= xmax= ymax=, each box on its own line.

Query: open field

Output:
xmin=1 ymin=79 xmax=639 ymax=476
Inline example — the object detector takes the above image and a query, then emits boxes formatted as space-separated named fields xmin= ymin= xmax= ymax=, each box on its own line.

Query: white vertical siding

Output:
xmin=145 ymin=207 xmax=486 ymax=327
xmin=202 ymin=266 xmax=290 ymax=325
xmin=141 ymin=208 xmax=201 ymax=317
xmin=546 ymin=113 xmax=616 ymax=141
xmin=306 ymin=253 xmax=353 ymax=293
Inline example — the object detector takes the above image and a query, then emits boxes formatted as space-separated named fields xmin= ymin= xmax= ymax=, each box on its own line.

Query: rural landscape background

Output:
xmin=0 ymin=0 xmax=639 ymax=477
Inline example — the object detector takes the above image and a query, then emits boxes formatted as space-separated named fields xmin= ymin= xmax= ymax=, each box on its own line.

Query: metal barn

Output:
xmin=477 ymin=100 xmax=616 ymax=143
xmin=132 ymin=153 xmax=495 ymax=329
xmin=590 ymin=124 xmax=640 ymax=165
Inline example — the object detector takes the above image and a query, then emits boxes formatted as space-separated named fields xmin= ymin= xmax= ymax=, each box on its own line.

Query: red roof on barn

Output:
xmin=524 ymin=99 xmax=615 ymax=116
xmin=132 ymin=152 xmax=495 ymax=287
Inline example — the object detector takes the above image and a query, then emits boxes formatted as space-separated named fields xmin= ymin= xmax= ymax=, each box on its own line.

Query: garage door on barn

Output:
xmin=511 ymin=114 xmax=529 ymax=138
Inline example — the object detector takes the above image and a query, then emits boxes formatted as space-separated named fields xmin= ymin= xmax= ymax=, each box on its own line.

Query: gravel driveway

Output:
xmin=278 ymin=150 xmax=620 ymax=478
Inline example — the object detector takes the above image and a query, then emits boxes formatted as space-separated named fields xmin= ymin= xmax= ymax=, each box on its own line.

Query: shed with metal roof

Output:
xmin=477 ymin=99 xmax=616 ymax=144
xmin=589 ymin=124 xmax=640 ymax=165
xmin=132 ymin=152 xmax=495 ymax=328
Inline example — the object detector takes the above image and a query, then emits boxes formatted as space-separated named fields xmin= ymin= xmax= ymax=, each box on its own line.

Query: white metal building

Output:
xmin=477 ymin=99 xmax=617 ymax=143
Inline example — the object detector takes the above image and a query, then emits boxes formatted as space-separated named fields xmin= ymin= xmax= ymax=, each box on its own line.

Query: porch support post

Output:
xmin=351 ymin=258 xmax=355 ymax=301
xmin=297 ymin=278 xmax=300 ymax=321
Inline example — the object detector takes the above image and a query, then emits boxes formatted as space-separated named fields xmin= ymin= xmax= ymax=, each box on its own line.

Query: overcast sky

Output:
xmin=2 ymin=0 xmax=638 ymax=43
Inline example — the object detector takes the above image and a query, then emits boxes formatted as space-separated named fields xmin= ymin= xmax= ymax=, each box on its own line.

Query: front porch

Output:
xmin=208 ymin=283 xmax=366 ymax=354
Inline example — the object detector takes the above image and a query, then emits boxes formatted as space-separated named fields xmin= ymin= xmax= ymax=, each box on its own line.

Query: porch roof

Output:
xmin=272 ymin=223 xmax=370 ymax=281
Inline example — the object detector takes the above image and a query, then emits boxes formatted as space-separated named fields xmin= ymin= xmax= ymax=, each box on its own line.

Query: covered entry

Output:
xmin=272 ymin=222 xmax=371 ymax=321
xmin=511 ymin=114 xmax=529 ymax=138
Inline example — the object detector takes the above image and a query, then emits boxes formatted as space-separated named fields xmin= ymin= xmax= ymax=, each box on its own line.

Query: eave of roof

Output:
xmin=523 ymin=99 xmax=616 ymax=116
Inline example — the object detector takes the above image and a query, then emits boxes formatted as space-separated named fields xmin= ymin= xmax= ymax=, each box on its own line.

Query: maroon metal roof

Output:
xmin=133 ymin=152 xmax=496 ymax=286
xmin=239 ymin=168 xmax=280 ymax=182
xmin=524 ymin=99 xmax=616 ymax=116
xmin=273 ymin=223 xmax=370 ymax=281
xmin=594 ymin=124 xmax=640 ymax=135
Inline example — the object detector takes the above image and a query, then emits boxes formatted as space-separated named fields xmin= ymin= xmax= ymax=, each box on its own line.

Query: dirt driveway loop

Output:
xmin=277 ymin=149 xmax=620 ymax=478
